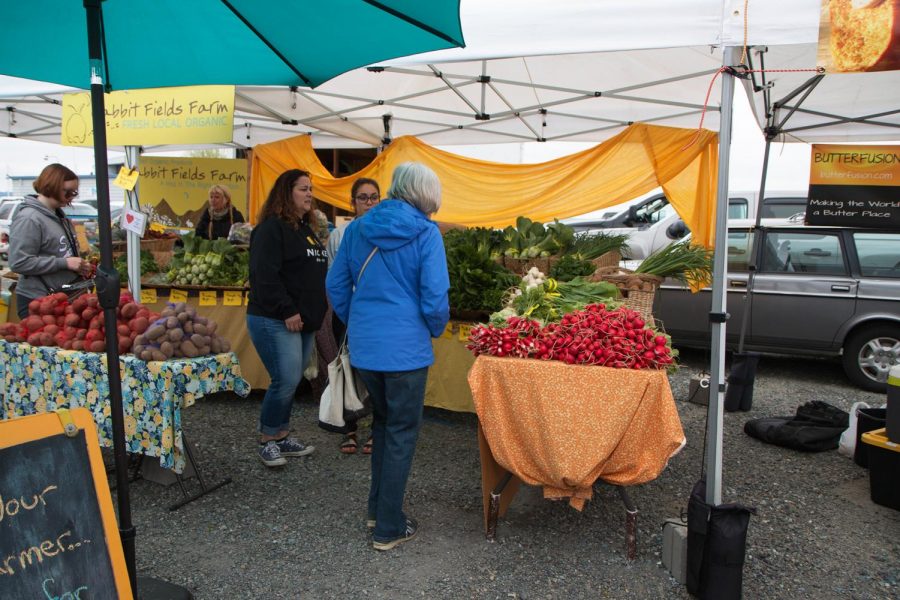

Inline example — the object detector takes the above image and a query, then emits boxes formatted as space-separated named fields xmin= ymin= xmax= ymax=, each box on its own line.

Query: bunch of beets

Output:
xmin=467 ymin=303 xmax=675 ymax=370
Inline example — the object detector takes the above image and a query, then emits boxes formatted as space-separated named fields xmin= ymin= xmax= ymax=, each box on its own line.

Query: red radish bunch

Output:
xmin=0 ymin=292 xmax=157 ymax=354
xmin=466 ymin=303 xmax=676 ymax=370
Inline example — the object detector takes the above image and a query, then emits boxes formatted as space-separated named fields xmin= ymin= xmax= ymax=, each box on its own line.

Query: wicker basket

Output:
xmin=497 ymin=255 xmax=561 ymax=276
xmin=111 ymin=238 xmax=177 ymax=270
xmin=590 ymin=250 xmax=622 ymax=269
xmin=590 ymin=266 xmax=662 ymax=325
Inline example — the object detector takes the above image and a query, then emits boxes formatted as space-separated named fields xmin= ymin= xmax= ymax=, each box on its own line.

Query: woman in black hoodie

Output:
xmin=246 ymin=169 xmax=327 ymax=467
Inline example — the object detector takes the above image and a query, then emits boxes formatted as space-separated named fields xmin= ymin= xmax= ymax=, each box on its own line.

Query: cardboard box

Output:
xmin=861 ymin=428 xmax=900 ymax=511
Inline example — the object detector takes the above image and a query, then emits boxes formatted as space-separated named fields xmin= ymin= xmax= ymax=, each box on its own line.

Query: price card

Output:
xmin=113 ymin=166 xmax=139 ymax=191
xmin=244 ymin=292 xmax=249 ymax=306
xmin=139 ymin=288 xmax=157 ymax=305
xmin=441 ymin=322 xmax=455 ymax=339
xmin=457 ymin=323 xmax=473 ymax=342
xmin=199 ymin=291 xmax=217 ymax=306
xmin=169 ymin=289 xmax=188 ymax=303
xmin=223 ymin=291 xmax=243 ymax=306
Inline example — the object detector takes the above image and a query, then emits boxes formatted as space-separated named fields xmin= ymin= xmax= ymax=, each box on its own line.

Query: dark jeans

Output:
xmin=357 ymin=366 xmax=429 ymax=542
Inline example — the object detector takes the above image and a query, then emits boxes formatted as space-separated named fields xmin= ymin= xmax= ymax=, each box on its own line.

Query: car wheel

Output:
xmin=841 ymin=323 xmax=900 ymax=392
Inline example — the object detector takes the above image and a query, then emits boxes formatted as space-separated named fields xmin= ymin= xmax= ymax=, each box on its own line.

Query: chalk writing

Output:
xmin=0 ymin=484 xmax=57 ymax=523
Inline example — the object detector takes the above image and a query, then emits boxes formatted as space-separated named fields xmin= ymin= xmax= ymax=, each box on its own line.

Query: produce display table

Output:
xmin=0 ymin=339 xmax=250 ymax=472
xmin=425 ymin=323 xmax=477 ymax=413
xmin=467 ymin=356 xmax=685 ymax=553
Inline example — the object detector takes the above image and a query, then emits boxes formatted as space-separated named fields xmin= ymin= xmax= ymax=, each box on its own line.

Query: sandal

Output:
xmin=339 ymin=433 xmax=358 ymax=454
xmin=362 ymin=436 xmax=373 ymax=455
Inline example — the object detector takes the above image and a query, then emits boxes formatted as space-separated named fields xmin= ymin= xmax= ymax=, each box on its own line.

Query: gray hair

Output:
xmin=386 ymin=162 xmax=441 ymax=215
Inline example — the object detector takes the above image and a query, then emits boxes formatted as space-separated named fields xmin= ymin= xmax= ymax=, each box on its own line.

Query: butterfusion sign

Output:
xmin=806 ymin=144 xmax=900 ymax=229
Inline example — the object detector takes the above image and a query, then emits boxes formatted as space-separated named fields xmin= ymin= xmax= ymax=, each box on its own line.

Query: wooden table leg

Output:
xmin=617 ymin=486 xmax=638 ymax=560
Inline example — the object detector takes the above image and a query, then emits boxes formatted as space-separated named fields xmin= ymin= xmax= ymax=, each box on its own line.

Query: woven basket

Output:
xmin=498 ymin=255 xmax=561 ymax=276
xmin=589 ymin=266 xmax=662 ymax=325
xmin=111 ymin=238 xmax=177 ymax=270
xmin=590 ymin=250 xmax=621 ymax=269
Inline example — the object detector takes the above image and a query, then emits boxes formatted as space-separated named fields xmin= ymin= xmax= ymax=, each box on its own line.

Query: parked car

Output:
xmin=0 ymin=199 xmax=99 ymax=261
xmin=654 ymin=221 xmax=900 ymax=392
xmin=564 ymin=190 xmax=808 ymax=259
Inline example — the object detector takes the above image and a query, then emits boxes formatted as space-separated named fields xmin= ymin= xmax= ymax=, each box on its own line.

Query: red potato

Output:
xmin=26 ymin=333 xmax=42 ymax=345
xmin=82 ymin=307 xmax=97 ymax=321
xmin=72 ymin=340 xmax=85 ymax=351
xmin=75 ymin=329 xmax=87 ymax=341
xmin=39 ymin=333 xmax=54 ymax=346
xmin=117 ymin=324 xmax=130 ymax=337
xmin=89 ymin=341 xmax=106 ymax=353
xmin=41 ymin=315 xmax=56 ymax=326
xmin=28 ymin=299 xmax=41 ymax=314
xmin=24 ymin=316 xmax=44 ymax=332
xmin=52 ymin=292 xmax=68 ymax=304
xmin=130 ymin=316 xmax=149 ymax=334
xmin=64 ymin=313 xmax=81 ymax=327
xmin=53 ymin=304 xmax=66 ymax=316
xmin=43 ymin=324 xmax=60 ymax=336
xmin=71 ymin=297 xmax=87 ymax=314
xmin=121 ymin=303 xmax=138 ymax=319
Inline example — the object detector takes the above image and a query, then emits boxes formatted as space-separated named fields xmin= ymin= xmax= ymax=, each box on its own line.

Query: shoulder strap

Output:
xmin=355 ymin=247 xmax=379 ymax=288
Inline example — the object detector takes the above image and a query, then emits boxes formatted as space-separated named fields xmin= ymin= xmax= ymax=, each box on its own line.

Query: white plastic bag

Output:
xmin=838 ymin=401 xmax=870 ymax=458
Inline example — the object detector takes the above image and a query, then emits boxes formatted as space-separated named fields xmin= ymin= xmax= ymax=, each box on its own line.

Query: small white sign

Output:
xmin=120 ymin=207 xmax=147 ymax=236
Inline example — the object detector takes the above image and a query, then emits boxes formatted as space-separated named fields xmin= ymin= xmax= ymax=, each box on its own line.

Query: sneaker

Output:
xmin=276 ymin=437 xmax=315 ymax=457
xmin=258 ymin=441 xmax=286 ymax=467
xmin=372 ymin=518 xmax=418 ymax=551
xmin=366 ymin=518 xmax=376 ymax=529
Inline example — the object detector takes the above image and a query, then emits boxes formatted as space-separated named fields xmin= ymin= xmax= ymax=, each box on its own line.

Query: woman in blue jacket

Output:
xmin=326 ymin=162 xmax=449 ymax=551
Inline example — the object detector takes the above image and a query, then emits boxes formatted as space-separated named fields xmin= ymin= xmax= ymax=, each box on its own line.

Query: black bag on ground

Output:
xmin=724 ymin=352 xmax=761 ymax=412
xmin=743 ymin=401 xmax=849 ymax=452
xmin=854 ymin=407 xmax=887 ymax=468
xmin=686 ymin=479 xmax=755 ymax=599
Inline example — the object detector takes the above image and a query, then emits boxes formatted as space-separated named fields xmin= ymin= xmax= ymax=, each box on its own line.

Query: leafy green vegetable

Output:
xmin=114 ymin=250 xmax=159 ymax=282
xmin=444 ymin=229 xmax=518 ymax=312
xmin=570 ymin=231 xmax=630 ymax=261
xmin=549 ymin=254 xmax=596 ymax=281
xmin=508 ymin=276 xmax=619 ymax=323
xmin=635 ymin=240 xmax=713 ymax=285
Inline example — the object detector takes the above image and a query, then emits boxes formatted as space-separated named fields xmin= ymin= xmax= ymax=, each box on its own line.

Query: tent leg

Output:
xmin=704 ymin=46 xmax=741 ymax=508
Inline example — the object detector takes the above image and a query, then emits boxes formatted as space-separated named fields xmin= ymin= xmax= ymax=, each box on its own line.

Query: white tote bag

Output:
xmin=318 ymin=341 xmax=369 ymax=432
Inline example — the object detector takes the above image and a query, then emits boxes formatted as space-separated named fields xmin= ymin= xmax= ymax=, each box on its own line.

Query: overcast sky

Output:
xmin=0 ymin=89 xmax=813 ymax=196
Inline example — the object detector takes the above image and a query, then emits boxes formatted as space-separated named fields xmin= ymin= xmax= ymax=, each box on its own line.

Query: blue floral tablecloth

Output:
xmin=0 ymin=339 xmax=250 ymax=472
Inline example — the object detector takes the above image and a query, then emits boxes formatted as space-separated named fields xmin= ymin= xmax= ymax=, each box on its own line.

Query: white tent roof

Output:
xmin=2 ymin=0 xmax=895 ymax=149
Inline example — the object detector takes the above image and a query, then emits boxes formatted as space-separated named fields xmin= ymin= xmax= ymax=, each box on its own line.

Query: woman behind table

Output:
xmin=327 ymin=177 xmax=381 ymax=455
xmin=247 ymin=169 xmax=327 ymax=467
xmin=8 ymin=163 xmax=93 ymax=319
xmin=326 ymin=162 xmax=449 ymax=550
xmin=195 ymin=184 xmax=245 ymax=240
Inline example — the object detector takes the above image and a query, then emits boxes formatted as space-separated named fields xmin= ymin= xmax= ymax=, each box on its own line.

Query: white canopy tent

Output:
xmin=2 ymin=0 xmax=897 ymax=506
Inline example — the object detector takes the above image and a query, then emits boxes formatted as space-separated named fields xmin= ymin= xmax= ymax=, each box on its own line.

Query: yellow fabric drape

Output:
xmin=249 ymin=124 xmax=719 ymax=248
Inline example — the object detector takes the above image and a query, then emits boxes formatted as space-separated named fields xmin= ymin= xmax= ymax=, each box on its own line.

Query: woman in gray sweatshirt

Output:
xmin=8 ymin=163 xmax=93 ymax=318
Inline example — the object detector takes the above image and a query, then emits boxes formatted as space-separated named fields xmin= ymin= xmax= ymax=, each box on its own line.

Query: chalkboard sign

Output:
xmin=0 ymin=410 xmax=131 ymax=599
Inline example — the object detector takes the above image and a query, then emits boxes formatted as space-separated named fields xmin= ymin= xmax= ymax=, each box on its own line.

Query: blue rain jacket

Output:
xmin=326 ymin=200 xmax=449 ymax=372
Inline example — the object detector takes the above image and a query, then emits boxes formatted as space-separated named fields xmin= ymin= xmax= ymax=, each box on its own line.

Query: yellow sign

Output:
xmin=61 ymin=85 xmax=235 ymax=146
xmin=244 ymin=292 xmax=249 ymax=306
xmin=139 ymin=156 xmax=248 ymax=228
xmin=199 ymin=291 xmax=217 ymax=306
xmin=458 ymin=324 xmax=473 ymax=342
xmin=441 ymin=322 xmax=455 ymax=339
xmin=169 ymin=289 xmax=188 ymax=303
xmin=223 ymin=291 xmax=243 ymax=306
xmin=807 ymin=144 xmax=900 ymax=228
xmin=817 ymin=1 xmax=900 ymax=74
xmin=113 ymin=166 xmax=140 ymax=191
xmin=140 ymin=288 xmax=158 ymax=305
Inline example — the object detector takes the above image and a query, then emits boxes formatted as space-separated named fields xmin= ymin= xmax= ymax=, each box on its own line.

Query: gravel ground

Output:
xmin=126 ymin=350 xmax=899 ymax=599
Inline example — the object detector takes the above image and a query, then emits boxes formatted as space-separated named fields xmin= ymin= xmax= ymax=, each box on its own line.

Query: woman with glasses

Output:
xmin=247 ymin=169 xmax=327 ymax=467
xmin=195 ymin=184 xmax=245 ymax=240
xmin=8 ymin=163 xmax=93 ymax=318
xmin=327 ymin=162 xmax=449 ymax=550
xmin=326 ymin=177 xmax=381 ymax=455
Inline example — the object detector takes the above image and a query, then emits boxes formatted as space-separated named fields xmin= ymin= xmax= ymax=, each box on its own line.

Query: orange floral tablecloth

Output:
xmin=468 ymin=356 xmax=685 ymax=516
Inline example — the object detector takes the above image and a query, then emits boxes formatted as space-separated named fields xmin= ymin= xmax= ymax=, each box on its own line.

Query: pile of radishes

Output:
xmin=132 ymin=301 xmax=231 ymax=360
xmin=0 ymin=292 xmax=231 ymax=361
xmin=467 ymin=302 xmax=675 ymax=370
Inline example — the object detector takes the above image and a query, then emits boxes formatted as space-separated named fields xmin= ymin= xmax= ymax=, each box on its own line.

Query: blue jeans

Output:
xmin=247 ymin=314 xmax=315 ymax=436
xmin=357 ymin=367 xmax=429 ymax=542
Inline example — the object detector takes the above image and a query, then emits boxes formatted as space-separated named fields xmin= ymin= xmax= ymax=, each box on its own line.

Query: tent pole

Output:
xmin=83 ymin=0 xmax=136 ymax=593
xmin=705 ymin=46 xmax=739 ymax=507
xmin=125 ymin=146 xmax=141 ymax=298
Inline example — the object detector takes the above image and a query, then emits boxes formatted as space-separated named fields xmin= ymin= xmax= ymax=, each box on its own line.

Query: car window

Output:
xmin=762 ymin=231 xmax=846 ymax=275
xmin=854 ymin=232 xmax=900 ymax=278
xmin=760 ymin=197 xmax=806 ymax=218
xmin=726 ymin=230 xmax=754 ymax=272
xmin=728 ymin=198 xmax=749 ymax=219
xmin=0 ymin=203 xmax=14 ymax=219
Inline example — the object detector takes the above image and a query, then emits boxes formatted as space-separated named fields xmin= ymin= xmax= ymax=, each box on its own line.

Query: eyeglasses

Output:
xmin=355 ymin=194 xmax=380 ymax=205
xmin=64 ymin=189 xmax=79 ymax=199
